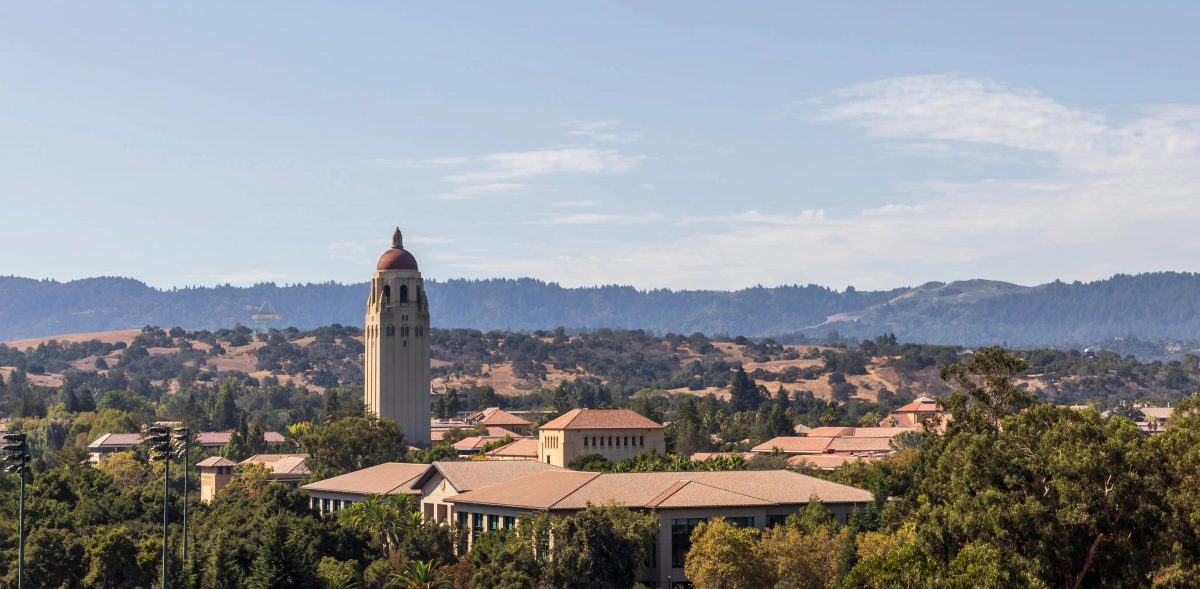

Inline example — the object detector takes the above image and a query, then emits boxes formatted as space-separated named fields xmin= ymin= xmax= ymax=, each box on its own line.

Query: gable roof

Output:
xmin=418 ymin=459 xmax=563 ymax=493
xmin=242 ymin=454 xmax=310 ymax=476
xmin=88 ymin=432 xmax=145 ymax=449
xmin=301 ymin=462 xmax=431 ymax=496
xmin=540 ymin=408 xmax=664 ymax=431
xmin=787 ymin=454 xmax=879 ymax=470
xmin=751 ymin=436 xmax=834 ymax=454
xmin=196 ymin=456 xmax=237 ymax=468
xmin=469 ymin=407 xmax=531 ymax=427
xmin=446 ymin=470 xmax=873 ymax=510
xmin=485 ymin=438 xmax=540 ymax=458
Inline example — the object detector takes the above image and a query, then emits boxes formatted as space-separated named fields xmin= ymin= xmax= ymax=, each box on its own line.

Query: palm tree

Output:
xmin=337 ymin=494 xmax=416 ymax=559
xmin=389 ymin=560 xmax=450 ymax=589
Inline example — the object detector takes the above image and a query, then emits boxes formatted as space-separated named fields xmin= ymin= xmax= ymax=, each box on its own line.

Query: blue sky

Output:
xmin=2 ymin=2 xmax=1199 ymax=290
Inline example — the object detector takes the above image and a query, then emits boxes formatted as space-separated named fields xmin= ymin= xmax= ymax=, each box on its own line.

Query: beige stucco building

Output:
xmin=537 ymin=408 xmax=666 ymax=467
xmin=364 ymin=227 xmax=432 ymax=446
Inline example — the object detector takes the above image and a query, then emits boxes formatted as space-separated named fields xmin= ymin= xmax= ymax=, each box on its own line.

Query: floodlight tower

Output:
xmin=249 ymin=301 xmax=284 ymax=334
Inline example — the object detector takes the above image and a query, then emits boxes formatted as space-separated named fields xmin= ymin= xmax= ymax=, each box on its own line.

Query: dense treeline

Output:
xmin=5 ymin=272 xmax=1200 ymax=349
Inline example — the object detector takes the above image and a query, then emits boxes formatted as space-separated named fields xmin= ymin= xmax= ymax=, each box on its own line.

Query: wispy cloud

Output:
xmin=552 ymin=200 xmax=602 ymax=207
xmin=362 ymin=156 xmax=471 ymax=169
xmin=210 ymin=270 xmax=287 ymax=286
xmin=560 ymin=120 xmax=643 ymax=143
xmin=446 ymin=148 xmax=643 ymax=183
xmin=436 ymin=183 xmax=528 ymax=200
xmin=540 ymin=212 xmax=667 ymax=226
xmin=437 ymin=76 xmax=1200 ymax=290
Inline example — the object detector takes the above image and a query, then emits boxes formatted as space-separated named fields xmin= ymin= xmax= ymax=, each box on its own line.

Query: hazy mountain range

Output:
xmin=2 ymin=273 xmax=1198 ymax=347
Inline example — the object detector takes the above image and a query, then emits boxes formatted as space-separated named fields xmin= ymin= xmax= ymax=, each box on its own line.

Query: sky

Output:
xmin=2 ymin=2 xmax=1199 ymax=291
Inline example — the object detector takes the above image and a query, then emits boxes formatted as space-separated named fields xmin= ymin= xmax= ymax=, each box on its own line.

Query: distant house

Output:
xmin=752 ymin=426 xmax=919 ymax=459
xmin=880 ymin=396 xmax=945 ymax=428
xmin=87 ymin=429 xmax=287 ymax=464
xmin=196 ymin=453 xmax=309 ymax=504
xmin=484 ymin=437 xmax=540 ymax=460
xmin=465 ymin=407 xmax=532 ymax=436
xmin=302 ymin=462 xmax=432 ymax=515
xmin=413 ymin=460 xmax=563 ymax=524
xmin=538 ymin=408 xmax=666 ymax=467
xmin=446 ymin=469 xmax=873 ymax=588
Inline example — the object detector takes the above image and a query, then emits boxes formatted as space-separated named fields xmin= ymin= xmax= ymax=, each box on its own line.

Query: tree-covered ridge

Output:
xmin=4 ymin=272 xmax=1200 ymax=348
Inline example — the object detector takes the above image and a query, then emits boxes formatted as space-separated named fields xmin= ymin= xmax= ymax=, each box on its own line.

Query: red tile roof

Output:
xmin=484 ymin=438 xmax=540 ymax=458
xmin=751 ymin=436 xmax=835 ymax=454
xmin=301 ymin=462 xmax=431 ymax=496
xmin=540 ymin=408 xmax=664 ymax=431
xmin=447 ymin=470 xmax=873 ymax=510
xmin=469 ymin=408 xmax=531 ymax=427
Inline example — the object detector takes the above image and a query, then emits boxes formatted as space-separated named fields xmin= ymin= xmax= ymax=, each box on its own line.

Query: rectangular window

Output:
xmin=488 ymin=514 xmax=500 ymax=531
xmin=471 ymin=513 xmax=484 ymax=540
xmin=457 ymin=511 xmax=469 ymax=527
xmin=640 ymin=436 xmax=644 ymax=447
xmin=671 ymin=518 xmax=707 ymax=568
xmin=584 ymin=436 xmax=589 ymax=447
xmin=728 ymin=516 xmax=755 ymax=529
xmin=505 ymin=516 xmax=516 ymax=530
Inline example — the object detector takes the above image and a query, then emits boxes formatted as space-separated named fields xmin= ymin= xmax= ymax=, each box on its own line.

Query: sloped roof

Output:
xmin=196 ymin=456 xmax=237 ymax=468
xmin=301 ymin=462 xmax=431 ymax=495
xmin=540 ymin=408 xmax=664 ymax=430
xmin=787 ymin=454 xmax=879 ymax=470
xmin=446 ymin=470 xmax=873 ymax=510
xmin=452 ymin=436 xmax=515 ymax=452
xmin=827 ymin=437 xmax=895 ymax=453
xmin=470 ymin=407 xmax=531 ymax=427
xmin=751 ymin=436 xmax=834 ymax=454
xmin=88 ymin=432 xmax=144 ymax=449
xmin=805 ymin=427 xmax=855 ymax=438
xmin=485 ymin=438 xmax=540 ymax=458
xmin=242 ymin=454 xmax=310 ymax=476
xmin=194 ymin=431 xmax=287 ymax=446
xmin=1139 ymin=407 xmax=1174 ymax=420
xmin=844 ymin=427 xmax=920 ymax=438
xmin=893 ymin=398 xmax=941 ymax=413
xmin=423 ymin=459 xmax=562 ymax=492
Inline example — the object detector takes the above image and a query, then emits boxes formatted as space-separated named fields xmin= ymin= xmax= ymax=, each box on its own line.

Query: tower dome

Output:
xmin=376 ymin=227 xmax=419 ymax=271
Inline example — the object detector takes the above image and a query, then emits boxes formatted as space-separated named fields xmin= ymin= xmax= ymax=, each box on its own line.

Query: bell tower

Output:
xmin=364 ymin=227 xmax=431 ymax=446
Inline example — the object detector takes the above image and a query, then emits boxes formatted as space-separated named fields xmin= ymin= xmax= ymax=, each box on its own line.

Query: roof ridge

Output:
xmin=547 ymin=471 xmax=603 ymax=509
xmin=681 ymin=477 xmax=777 ymax=505
xmin=646 ymin=479 xmax=692 ymax=507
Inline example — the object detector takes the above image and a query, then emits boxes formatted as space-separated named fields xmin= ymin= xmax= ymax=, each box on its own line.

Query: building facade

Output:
xmin=538 ymin=408 xmax=667 ymax=467
xmin=364 ymin=227 xmax=432 ymax=446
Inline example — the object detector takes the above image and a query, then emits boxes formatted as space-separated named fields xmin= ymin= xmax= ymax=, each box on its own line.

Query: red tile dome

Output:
xmin=376 ymin=227 xmax=419 ymax=271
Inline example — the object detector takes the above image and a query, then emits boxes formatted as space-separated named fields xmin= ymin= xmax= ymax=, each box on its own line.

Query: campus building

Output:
xmin=364 ymin=227 xmax=432 ymax=446
xmin=537 ymin=408 xmax=666 ymax=467
xmin=446 ymin=469 xmax=873 ymax=588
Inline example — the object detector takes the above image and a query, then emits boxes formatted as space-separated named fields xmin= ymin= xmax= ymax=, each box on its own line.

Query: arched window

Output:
xmin=399 ymin=285 xmax=409 ymax=303
xmin=382 ymin=285 xmax=391 ymax=305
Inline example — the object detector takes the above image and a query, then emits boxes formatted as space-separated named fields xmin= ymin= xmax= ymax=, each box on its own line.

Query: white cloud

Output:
xmin=363 ymin=156 xmax=471 ymax=169
xmin=210 ymin=270 xmax=287 ymax=286
xmin=560 ymin=120 xmax=643 ymax=143
xmin=436 ymin=183 xmax=528 ymax=200
xmin=552 ymin=200 xmax=602 ymax=207
xmin=436 ymin=75 xmax=1200 ymax=290
xmin=541 ymin=212 xmax=667 ymax=226
xmin=446 ymin=148 xmax=642 ymax=183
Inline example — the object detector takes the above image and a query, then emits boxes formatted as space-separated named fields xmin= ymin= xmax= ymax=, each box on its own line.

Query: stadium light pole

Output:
xmin=173 ymin=427 xmax=191 ymax=565
xmin=3 ymin=433 xmax=31 ymax=589
xmin=147 ymin=426 xmax=173 ymax=589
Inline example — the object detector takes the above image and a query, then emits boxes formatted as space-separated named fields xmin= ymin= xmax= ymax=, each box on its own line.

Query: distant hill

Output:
xmin=1 ymin=272 xmax=1199 ymax=346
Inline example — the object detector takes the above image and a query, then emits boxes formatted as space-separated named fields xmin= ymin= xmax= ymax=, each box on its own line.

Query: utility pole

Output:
xmin=147 ymin=426 xmax=173 ymax=589
xmin=173 ymin=427 xmax=191 ymax=565
xmin=3 ymin=433 xmax=31 ymax=589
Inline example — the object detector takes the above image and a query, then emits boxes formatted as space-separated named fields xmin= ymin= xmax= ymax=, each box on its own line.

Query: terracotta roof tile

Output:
xmin=485 ymin=438 xmax=540 ymax=458
xmin=540 ymin=408 xmax=664 ymax=431
xmin=242 ymin=454 xmax=310 ymax=476
xmin=470 ymin=408 xmax=531 ymax=427
xmin=826 ymin=437 xmax=896 ymax=453
xmin=751 ymin=436 xmax=834 ymax=453
xmin=302 ymin=462 xmax=431 ymax=495
xmin=805 ymin=427 xmax=856 ymax=437
xmin=429 ymin=460 xmax=563 ymax=492
xmin=787 ymin=454 xmax=879 ymax=470
xmin=447 ymin=470 xmax=873 ymax=510
xmin=196 ymin=456 xmax=236 ymax=468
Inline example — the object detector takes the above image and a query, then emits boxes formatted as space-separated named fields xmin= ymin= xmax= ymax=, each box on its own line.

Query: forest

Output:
xmin=5 ymin=272 xmax=1200 ymax=350
xmin=1 ymin=348 xmax=1199 ymax=588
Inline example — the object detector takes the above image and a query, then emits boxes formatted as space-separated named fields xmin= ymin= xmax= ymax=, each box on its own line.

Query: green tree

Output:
xmin=391 ymin=559 xmax=451 ymax=589
xmin=546 ymin=503 xmax=658 ymax=589
xmin=300 ymin=415 xmax=408 ymax=480
xmin=684 ymin=518 xmax=775 ymax=589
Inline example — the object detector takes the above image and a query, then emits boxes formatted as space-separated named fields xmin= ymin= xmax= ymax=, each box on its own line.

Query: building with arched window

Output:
xmin=364 ymin=227 xmax=432 ymax=445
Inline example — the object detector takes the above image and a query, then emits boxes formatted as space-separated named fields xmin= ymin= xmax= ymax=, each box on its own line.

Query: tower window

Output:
xmin=400 ymin=285 xmax=409 ymax=303
xmin=382 ymin=285 xmax=391 ymax=305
